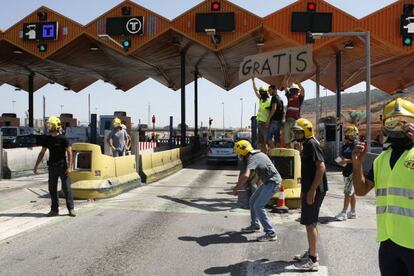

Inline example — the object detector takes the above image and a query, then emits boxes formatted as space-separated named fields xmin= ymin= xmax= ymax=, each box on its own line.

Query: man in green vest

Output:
xmin=252 ymin=78 xmax=271 ymax=153
xmin=352 ymin=98 xmax=414 ymax=275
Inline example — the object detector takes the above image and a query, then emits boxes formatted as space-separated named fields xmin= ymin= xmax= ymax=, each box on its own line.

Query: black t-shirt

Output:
xmin=366 ymin=143 xmax=414 ymax=182
xmin=301 ymin=137 xmax=328 ymax=193
xmin=341 ymin=141 xmax=355 ymax=177
xmin=41 ymin=135 xmax=69 ymax=163
xmin=270 ymin=94 xmax=284 ymax=121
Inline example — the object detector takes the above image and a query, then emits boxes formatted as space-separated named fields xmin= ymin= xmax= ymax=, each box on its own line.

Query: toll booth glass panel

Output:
xmin=74 ymin=151 xmax=92 ymax=171
xmin=270 ymin=156 xmax=294 ymax=179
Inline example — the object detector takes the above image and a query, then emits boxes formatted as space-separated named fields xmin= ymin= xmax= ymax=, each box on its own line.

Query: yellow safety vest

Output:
xmin=374 ymin=147 xmax=414 ymax=249
xmin=257 ymin=99 xmax=271 ymax=123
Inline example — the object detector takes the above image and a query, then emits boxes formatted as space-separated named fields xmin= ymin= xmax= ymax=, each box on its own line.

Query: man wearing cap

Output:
xmin=352 ymin=98 xmax=414 ymax=275
xmin=252 ymin=78 xmax=271 ymax=153
xmin=233 ymin=139 xmax=282 ymax=242
xmin=106 ymin=117 xmax=130 ymax=157
xmin=283 ymin=76 xmax=305 ymax=148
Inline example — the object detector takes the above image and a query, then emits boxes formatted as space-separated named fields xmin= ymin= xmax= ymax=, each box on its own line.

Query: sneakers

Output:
xmin=257 ymin=232 xmax=277 ymax=242
xmin=68 ymin=209 xmax=77 ymax=217
xmin=295 ymin=257 xmax=319 ymax=271
xmin=335 ymin=211 xmax=347 ymax=221
xmin=347 ymin=210 xmax=356 ymax=219
xmin=46 ymin=210 xmax=59 ymax=217
xmin=293 ymin=250 xmax=319 ymax=262
xmin=241 ymin=225 xmax=260 ymax=233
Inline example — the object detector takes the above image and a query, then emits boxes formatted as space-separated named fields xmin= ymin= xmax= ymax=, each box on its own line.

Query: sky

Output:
xmin=0 ymin=0 xmax=397 ymax=128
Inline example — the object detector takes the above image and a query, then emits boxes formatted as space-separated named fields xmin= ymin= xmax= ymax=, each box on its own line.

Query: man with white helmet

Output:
xmin=233 ymin=140 xmax=282 ymax=242
xmin=106 ymin=117 xmax=130 ymax=157
xmin=33 ymin=116 xmax=75 ymax=217
xmin=282 ymin=75 xmax=305 ymax=148
xmin=352 ymin=98 xmax=414 ymax=275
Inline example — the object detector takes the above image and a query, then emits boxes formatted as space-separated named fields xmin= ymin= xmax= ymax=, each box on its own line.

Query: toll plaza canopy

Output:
xmin=1 ymin=0 xmax=414 ymax=94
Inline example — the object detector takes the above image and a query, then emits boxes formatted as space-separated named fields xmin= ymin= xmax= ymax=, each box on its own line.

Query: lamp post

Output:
xmin=60 ymin=105 xmax=64 ymax=114
xmin=240 ymin=98 xmax=243 ymax=130
xmin=311 ymin=31 xmax=371 ymax=152
xmin=12 ymin=100 xmax=16 ymax=113
xmin=222 ymin=102 xmax=225 ymax=137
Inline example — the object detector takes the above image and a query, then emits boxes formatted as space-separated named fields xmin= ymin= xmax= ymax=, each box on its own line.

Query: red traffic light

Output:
xmin=211 ymin=1 xmax=221 ymax=11
xmin=307 ymin=2 xmax=316 ymax=12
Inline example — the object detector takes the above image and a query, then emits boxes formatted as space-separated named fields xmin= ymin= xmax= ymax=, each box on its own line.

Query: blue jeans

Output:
xmin=249 ymin=181 xmax=279 ymax=234
xmin=266 ymin=120 xmax=282 ymax=144
xmin=112 ymin=149 xmax=125 ymax=157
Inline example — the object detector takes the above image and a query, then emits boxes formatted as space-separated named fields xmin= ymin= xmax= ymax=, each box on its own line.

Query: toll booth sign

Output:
xmin=23 ymin=22 xmax=59 ymax=40
xmin=401 ymin=15 xmax=414 ymax=35
xmin=106 ymin=17 xmax=144 ymax=36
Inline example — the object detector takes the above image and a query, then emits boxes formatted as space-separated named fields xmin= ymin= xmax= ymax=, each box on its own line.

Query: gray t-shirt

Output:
xmin=246 ymin=151 xmax=282 ymax=184
xmin=109 ymin=129 xmax=128 ymax=151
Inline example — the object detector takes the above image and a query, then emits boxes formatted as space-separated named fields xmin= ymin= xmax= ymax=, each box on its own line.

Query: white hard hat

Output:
xmin=289 ymin=83 xmax=301 ymax=91
xmin=121 ymin=124 xmax=127 ymax=130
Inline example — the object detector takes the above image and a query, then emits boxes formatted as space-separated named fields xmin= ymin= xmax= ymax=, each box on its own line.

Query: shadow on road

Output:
xmin=179 ymin=231 xmax=254 ymax=247
xmin=0 ymin=212 xmax=48 ymax=218
xmin=318 ymin=216 xmax=338 ymax=224
xmin=158 ymin=195 xmax=238 ymax=212
xmin=185 ymin=159 xmax=240 ymax=171
xmin=204 ymin=259 xmax=306 ymax=275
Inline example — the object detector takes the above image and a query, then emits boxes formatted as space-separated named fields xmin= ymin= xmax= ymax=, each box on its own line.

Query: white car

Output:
xmin=207 ymin=139 xmax=238 ymax=164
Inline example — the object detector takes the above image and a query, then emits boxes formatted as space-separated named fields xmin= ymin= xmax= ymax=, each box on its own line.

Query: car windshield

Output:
xmin=1 ymin=128 xmax=17 ymax=136
xmin=210 ymin=140 xmax=234 ymax=148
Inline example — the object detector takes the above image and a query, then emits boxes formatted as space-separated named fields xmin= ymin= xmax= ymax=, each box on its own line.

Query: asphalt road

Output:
xmin=0 ymin=159 xmax=378 ymax=276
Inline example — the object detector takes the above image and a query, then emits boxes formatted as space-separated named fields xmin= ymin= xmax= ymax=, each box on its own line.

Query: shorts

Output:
xmin=258 ymin=122 xmax=267 ymax=145
xmin=266 ymin=120 xmax=282 ymax=144
xmin=284 ymin=117 xmax=296 ymax=144
xmin=344 ymin=174 xmax=354 ymax=196
xmin=300 ymin=191 xmax=326 ymax=226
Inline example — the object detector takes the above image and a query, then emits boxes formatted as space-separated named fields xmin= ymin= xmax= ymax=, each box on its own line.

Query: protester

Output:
xmin=106 ymin=117 xmax=130 ymax=157
xmin=266 ymin=85 xmax=284 ymax=149
xmin=252 ymin=78 xmax=271 ymax=153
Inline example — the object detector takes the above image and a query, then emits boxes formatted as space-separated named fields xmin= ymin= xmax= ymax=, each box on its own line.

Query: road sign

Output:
xmin=401 ymin=15 xmax=414 ymax=35
xmin=23 ymin=22 xmax=58 ymax=41
xmin=239 ymin=45 xmax=313 ymax=80
xmin=106 ymin=17 xmax=144 ymax=36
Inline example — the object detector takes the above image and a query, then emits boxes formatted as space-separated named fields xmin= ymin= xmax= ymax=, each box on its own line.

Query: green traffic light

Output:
xmin=403 ymin=37 xmax=412 ymax=46
xmin=38 ymin=43 xmax=47 ymax=52
xmin=122 ymin=39 xmax=131 ymax=49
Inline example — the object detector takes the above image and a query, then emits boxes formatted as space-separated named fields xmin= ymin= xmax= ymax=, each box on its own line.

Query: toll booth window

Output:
xmin=271 ymin=156 xmax=294 ymax=179
xmin=74 ymin=151 xmax=92 ymax=171
xmin=104 ymin=121 xmax=111 ymax=130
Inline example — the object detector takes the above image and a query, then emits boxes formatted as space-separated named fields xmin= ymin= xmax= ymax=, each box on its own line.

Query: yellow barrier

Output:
xmin=69 ymin=143 xmax=140 ymax=199
xmin=268 ymin=148 xmax=302 ymax=209
xmin=140 ymin=148 xmax=184 ymax=183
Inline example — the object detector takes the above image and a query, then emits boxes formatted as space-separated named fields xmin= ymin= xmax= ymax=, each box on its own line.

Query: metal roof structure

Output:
xmin=1 ymin=0 xmax=414 ymax=94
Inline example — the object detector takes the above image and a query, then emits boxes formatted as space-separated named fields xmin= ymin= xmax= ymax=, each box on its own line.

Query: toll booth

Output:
xmin=0 ymin=113 xmax=20 ymax=127
xmin=317 ymin=117 xmax=343 ymax=164
xmin=60 ymin=113 xmax=77 ymax=129
xmin=269 ymin=148 xmax=301 ymax=208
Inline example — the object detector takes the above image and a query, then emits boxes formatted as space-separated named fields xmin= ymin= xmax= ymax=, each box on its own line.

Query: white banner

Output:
xmin=239 ymin=45 xmax=313 ymax=80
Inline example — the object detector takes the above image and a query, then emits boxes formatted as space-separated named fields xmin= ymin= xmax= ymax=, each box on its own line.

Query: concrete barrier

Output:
xmin=2 ymin=147 xmax=49 ymax=179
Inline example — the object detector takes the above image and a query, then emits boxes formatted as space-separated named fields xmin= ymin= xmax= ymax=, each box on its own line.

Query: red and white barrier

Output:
xmin=139 ymin=142 xmax=158 ymax=152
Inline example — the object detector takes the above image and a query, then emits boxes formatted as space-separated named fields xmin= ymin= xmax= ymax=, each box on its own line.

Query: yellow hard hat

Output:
xmin=47 ymin=116 xmax=61 ymax=130
xmin=383 ymin=98 xmax=414 ymax=138
xmin=292 ymin=118 xmax=314 ymax=139
xmin=112 ymin=117 xmax=122 ymax=128
xmin=259 ymin=84 xmax=269 ymax=93
xmin=234 ymin=139 xmax=253 ymax=156
xmin=345 ymin=125 xmax=359 ymax=140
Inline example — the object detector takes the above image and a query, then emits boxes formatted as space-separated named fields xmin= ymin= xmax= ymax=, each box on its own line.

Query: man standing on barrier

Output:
xmin=252 ymin=78 xmax=271 ymax=153
xmin=352 ymin=98 xmax=414 ymax=275
xmin=232 ymin=140 xmax=282 ymax=242
xmin=33 ymin=116 xmax=76 ymax=217
xmin=106 ymin=117 xmax=130 ymax=157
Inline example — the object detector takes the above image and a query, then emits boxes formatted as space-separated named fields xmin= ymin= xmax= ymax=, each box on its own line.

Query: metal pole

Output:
xmin=180 ymin=50 xmax=186 ymax=146
xmin=43 ymin=96 xmax=46 ymax=134
xmin=194 ymin=70 xmax=198 ymax=139
xmin=365 ymin=32 xmax=371 ymax=152
xmin=240 ymin=98 xmax=243 ymax=130
xmin=169 ymin=116 xmax=173 ymax=148
xmin=0 ymin=131 xmax=3 ymax=181
xmin=315 ymin=68 xmax=320 ymax=134
xmin=28 ymin=73 xmax=34 ymax=128
xmin=336 ymin=52 xmax=342 ymax=157
xmin=131 ymin=131 xmax=140 ymax=174
xmin=222 ymin=102 xmax=225 ymax=137
xmin=88 ymin=94 xmax=91 ymax=125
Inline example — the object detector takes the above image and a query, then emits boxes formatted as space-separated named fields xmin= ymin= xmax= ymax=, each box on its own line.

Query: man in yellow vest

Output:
xmin=252 ymin=78 xmax=271 ymax=153
xmin=352 ymin=98 xmax=414 ymax=275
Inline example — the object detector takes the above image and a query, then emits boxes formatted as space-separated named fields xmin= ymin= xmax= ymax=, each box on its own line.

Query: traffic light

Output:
xmin=403 ymin=36 xmax=413 ymax=46
xmin=122 ymin=38 xmax=131 ymax=50
xmin=38 ymin=43 xmax=47 ymax=52
xmin=211 ymin=1 xmax=221 ymax=11
xmin=307 ymin=2 xmax=317 ymax=12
